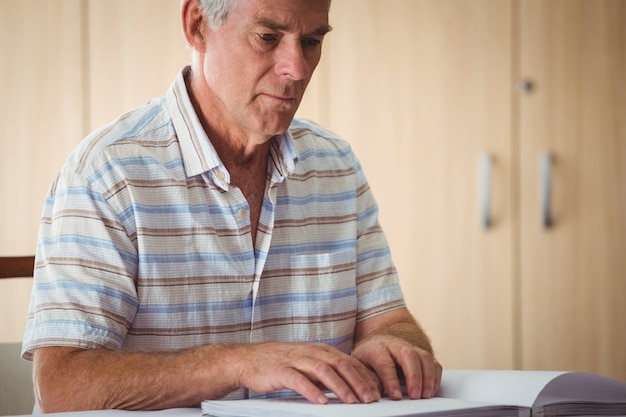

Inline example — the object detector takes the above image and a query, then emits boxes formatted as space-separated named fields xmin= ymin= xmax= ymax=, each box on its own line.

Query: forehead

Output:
xmin=233 ymin=0 xmax=331 ymax=31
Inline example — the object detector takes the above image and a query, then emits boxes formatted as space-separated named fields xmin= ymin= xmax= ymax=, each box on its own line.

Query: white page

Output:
xmin=19 ymin=408 xmax=200 ymax=417
xmin=437 ymin=370 xmax=567 ymax=407
xmin=202 ymin=369 xmax=570 ymax=417
xmin=202 ymin=395 xmax=526 ymax=417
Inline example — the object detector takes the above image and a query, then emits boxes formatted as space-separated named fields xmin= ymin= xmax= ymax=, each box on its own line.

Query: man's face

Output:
xmin=199 ymin=0 xmax=332 ymax=141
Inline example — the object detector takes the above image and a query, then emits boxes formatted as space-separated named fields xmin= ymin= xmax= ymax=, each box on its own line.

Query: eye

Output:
xmin=301 ymin=37 xmax=322 ymax=48
xmin=258 ymin=33 xmax=278 ymax=42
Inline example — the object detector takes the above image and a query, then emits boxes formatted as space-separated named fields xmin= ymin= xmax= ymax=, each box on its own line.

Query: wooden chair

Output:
xmin=0 ymin=255 xmax=35 ymax=279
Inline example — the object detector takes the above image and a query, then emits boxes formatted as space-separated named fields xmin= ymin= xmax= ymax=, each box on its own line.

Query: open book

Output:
xmin=201 ymin=370 xmax=626 ymax=417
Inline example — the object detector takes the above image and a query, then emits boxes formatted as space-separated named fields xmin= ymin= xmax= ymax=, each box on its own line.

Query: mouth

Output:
xmin=263 ymin=93 xmax=297 ymax=102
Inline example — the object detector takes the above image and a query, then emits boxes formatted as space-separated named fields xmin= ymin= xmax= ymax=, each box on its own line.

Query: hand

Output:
xmin=352 ymin=333 xmax=442 ymax=400
xmin=234 ymin=342 xmax=382 ymax=404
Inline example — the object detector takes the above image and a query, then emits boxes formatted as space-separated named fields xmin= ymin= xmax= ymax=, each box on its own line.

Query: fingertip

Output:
xmin=409 ymin=386 xmax=423 ymax=400
xmin=346 ymin=392 xmax=357 ymax=404
xmin=317 ymin=394 xmax=329 ymax=404
xmin=389 ymin=388 xmax=403 ymax=400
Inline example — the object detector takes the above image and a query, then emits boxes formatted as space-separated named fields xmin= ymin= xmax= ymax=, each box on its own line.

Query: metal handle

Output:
xmin=540 ymin=152 xmax=553 ymax=228
xmin=480 ymin=153 xmax=492 ymax=229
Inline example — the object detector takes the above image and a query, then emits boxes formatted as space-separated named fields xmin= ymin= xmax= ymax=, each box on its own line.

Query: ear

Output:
xmin=181 ymin=0 xmax=207 ymax=53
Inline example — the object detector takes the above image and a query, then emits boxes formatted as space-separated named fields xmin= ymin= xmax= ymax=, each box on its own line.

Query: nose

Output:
xmin=274 ymin=40 xmax=311 ymax=81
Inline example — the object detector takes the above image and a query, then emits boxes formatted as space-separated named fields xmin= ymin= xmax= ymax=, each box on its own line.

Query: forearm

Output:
xmin=33 ymin=344 xmax=242 ymax=412
xmin=34 ymin=340 xmax=385 ymax=412
xmin=354 ymin=308 xmax=435 ymax=355
xmin=371 ymin=321 xmax=434 ymax=355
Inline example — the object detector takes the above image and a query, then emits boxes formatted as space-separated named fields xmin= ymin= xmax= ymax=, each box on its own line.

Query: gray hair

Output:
xmin=198 ymin=0 xmax=237 ymax=29
xmin=186 ymin=0 xmax=331 ymax=30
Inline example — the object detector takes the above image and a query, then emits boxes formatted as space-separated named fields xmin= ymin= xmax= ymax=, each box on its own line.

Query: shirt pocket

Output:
xmin=287 ymin=249 xmax=357 ymax=352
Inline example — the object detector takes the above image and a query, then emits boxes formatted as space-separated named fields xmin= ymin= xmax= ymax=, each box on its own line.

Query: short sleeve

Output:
xmin=22 ymin=170 xmax=139 ymax=360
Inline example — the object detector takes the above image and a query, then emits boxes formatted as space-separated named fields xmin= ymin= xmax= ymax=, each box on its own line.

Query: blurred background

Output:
xmin=1 ymin=0 xmax=624 ymax=381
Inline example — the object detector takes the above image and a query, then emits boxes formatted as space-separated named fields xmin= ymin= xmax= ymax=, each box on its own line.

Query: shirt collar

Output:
xmin=269 ymin=130 xmax=297 ymax=184
xmin=166 ymin=66 xmax=297 ymax=188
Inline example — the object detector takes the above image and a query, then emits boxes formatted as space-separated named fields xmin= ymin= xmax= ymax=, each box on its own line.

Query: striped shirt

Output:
xmin=22 ymin=66 xmax=405 ymax=399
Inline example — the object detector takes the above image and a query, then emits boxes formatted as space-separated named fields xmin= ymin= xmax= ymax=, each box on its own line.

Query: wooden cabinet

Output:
xmin=312 ymin=0 xmax=517 ymax=372
xmin=2 ymin=0 xmax=624 ymax=380
xmin=0 ymin=0 xmax=84 ymax=256
xmin=0 ymin=0 xmax=188 ymax=342
xmin=306 ymin=0 xmax=625 ymax=380
xmin=517 ymin=0 xmax=626 ymax=379
xmin=86 ymin=0 xmax=189 ymax=128
xmin=0 ymin=0 xmax=84 ymax=341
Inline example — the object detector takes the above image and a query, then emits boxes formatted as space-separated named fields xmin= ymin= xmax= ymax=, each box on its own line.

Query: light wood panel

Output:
xmin=0 ymin=0 xmax=84 ymax=342
xmin=0 ymin=0 xmax=190 ymax=343
xmin=87 ymin=0 xmax=190 ymax=129
xmin=518 ymin=0 xmax=626 ymax=380
xmin=3 ymin=1 xmax=623 ymax=381
xmin=0 ymin=0 xmax=84 ymax=254
xmin=320 ymin=0 xmax=516 ymax=369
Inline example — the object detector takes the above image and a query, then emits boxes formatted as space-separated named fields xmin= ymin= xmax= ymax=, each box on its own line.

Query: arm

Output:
xmin=33 ymin=345 xmax=230 ymax=412
xmin=353 ymin=307 xmax=443 ymax=400
xmin=33 ymin=341 xmax=381 ymax=412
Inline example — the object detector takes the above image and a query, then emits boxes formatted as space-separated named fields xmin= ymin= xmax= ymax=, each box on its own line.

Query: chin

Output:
xmin=258 ymin=116 xmax=295 ymax=137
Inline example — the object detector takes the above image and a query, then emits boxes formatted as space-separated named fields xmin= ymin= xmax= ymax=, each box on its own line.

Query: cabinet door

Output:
xmin=0 ymin=0 xmax=84 ymax=253
xmin=316 ymin=0 xmax=516 ymax=369
xmin=0 ymin=0 xmax=84 ymax=341
xmin=518 ymin=0 xmax=626 ymax=380
xmin=87 ymin=0 xmax=189 ymax=129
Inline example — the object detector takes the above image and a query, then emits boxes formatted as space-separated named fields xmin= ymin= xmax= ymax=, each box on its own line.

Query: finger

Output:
xmin=297 ymin=355 xmax=360 ymax=404
xmin=366 ymin=356 xmax=403 ymax=400
xmin=401 ymin=352 xmax=423 ymax=399
xmin=420 ymin=356 xmax=443 ymax=398
xmin=333 ymin=356 xmax=382 ymax=403
xmin=396 ymin=348 xmax=440 ymax=399
xmin=418 ymin=355 xmax=437 ymax=398
xmin=308 ymin=347 xmax=381 ymax=404
xmin=278 ymin=366 xmax=331 ymax=404
xmin=432 ymin=359 xmax=443 ymax=396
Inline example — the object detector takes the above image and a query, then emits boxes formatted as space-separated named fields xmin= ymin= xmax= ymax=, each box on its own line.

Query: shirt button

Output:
xmin=237 ymin=208 xmax=247 ymax=218
xmin=215 ymin=171 xmax=225 ymax=182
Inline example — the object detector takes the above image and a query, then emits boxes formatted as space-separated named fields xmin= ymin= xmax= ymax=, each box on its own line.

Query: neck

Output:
xmin=184 ymin=67 xmax=273 ymax=169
